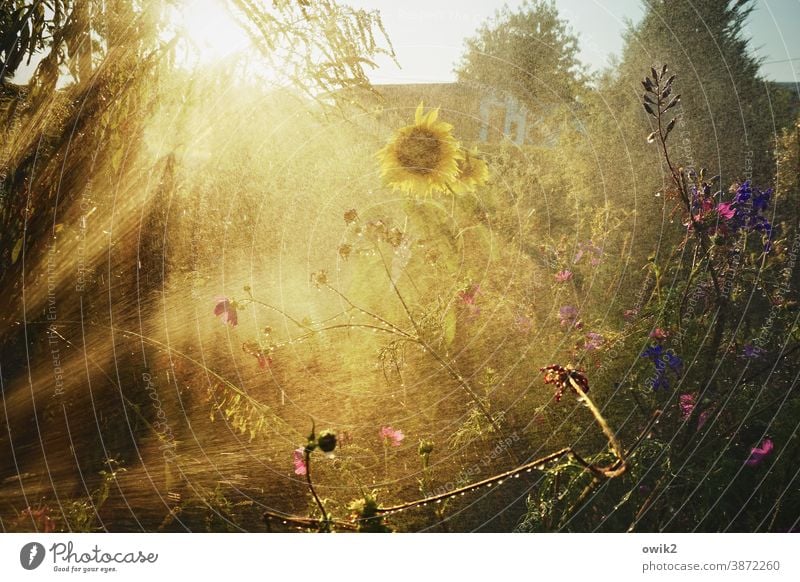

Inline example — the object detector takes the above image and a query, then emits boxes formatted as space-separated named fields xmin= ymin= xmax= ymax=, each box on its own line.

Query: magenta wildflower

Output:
xmin=623 ymin=308 xmax=639 ymax=321
xmin=380 ymin=426 xmax=404 ymax=447
xmin=679 ymin=394 xmax=695 ymax=419
xmin=649 ymin=328 xmax=669 ymax=341
xmin=716 ymin=202 xmax=736 ymax=220
xmin=458 ymin=284 xmax=481 ymax=318
xmin=292 ymin=447 xmax=307 ymax=475
xmin=213 ymin=296 xmax=238 ymax=327
xmin=458 ymin=283 xmax=480 ymax=305
xmin=745 ymin=438 xmax=774 ymax=467
xmin=554 ymin=270 xmax=573 ymax=283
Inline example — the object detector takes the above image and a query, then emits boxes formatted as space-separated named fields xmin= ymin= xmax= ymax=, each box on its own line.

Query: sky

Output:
xmin=346 ymin=0 xmax=800 ymax=84
xmin=11 ymin=0 xmax=800 ymax=85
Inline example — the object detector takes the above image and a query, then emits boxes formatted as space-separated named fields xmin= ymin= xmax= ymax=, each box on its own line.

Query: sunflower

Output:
xmin=449 ymin=146 xmax=489 ymax=193
xmin=377 ymin=103 xmax=462 ymax=195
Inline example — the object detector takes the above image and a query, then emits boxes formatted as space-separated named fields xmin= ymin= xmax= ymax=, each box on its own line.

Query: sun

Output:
xmin=170 ymin=0 xmax=253 ymax=65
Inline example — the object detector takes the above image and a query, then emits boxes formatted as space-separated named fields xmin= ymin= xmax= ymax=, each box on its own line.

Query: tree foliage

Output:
xmin=455 ymin=0 xmax=586 ymax=108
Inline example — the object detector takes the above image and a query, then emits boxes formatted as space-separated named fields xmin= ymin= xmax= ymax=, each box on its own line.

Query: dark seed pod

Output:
xmin=317 ymin=430 xmax=337 ymax=453
xmin=643 ymin=102 xmax=656 ymax=117
xmin=664 ymin=118 xmax=677 ymax=140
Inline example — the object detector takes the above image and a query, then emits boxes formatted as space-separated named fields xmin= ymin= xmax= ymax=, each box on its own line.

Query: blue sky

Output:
xmin=348 ymin=0 xmax=800 ymax=83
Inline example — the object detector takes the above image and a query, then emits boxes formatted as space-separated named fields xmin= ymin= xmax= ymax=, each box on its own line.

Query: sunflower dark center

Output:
xmin=395 ymin=126 xmax=443 ymax=175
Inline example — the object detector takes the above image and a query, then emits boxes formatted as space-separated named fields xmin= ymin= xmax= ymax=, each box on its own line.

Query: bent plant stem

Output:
xmin=375 ymin=384 xmax=637 ymax=517
xmin=304 ymin=450 xmax=330 ymax=531
xmin=568 ymin=376 xmax=627 ymax=477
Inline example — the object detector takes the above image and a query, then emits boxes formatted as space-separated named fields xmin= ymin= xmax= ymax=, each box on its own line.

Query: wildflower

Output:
xmin=17 ymin=506 xmax=56 ymax=533
xmin=377 ymin=102 xmax=463 ymax=195
xmin=573 ymin=241 xmax=603 ymax=265
xmin=514 ymin=313 xmax=533 ymax=334
xmin=741 ymin=343 xmax=764 ymax=359
xmin=242 ymin=340 xmax=271 ymax=370
xmin=554 ymin=269 xmax=573 ymax=283
xmin=559 ymin=305 xmax=582 ymax=328
xmin=458 ymin=283 xmax=480 ymax=305
xmin=679 ymin=393 xmax=695 ymax=419
xmin=292 ymin=447 xmax=307 ymax=475
xmin=649 ymin=328 xmax=669 ymax=341
xmin=380 ymin=426 xmax=404 ymax=447
xmin=584 ymin=332 xmax=604 ymax=351
xmin=745 ymin=438 xmax=774 ymax=467
xmin=213 ymin=297 xmax=238 ymax=327
xmin=449 ymin=146 xmax=489 ymax=193
xmin=458 ymin=283 xmax=481 ymax=318
xmin=716 ymin=202 xmax=735 ymax=220
xmin=623 ymin=308 xmax=639 ymax=321
xmin=642 ymin=345 xmax=683 ymax=391
xmin=698 ymin=410 xmax=710 ymax=431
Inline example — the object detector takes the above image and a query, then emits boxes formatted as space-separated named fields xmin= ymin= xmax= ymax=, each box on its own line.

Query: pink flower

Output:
xmin=458 ymin=283 xmax=480 ymax=305
xmin=554 ymin=270 xmax=573 ymax=283
xmin=380 ymin=426 xmax=404 ymax=446
xmin=679 ymin=393 xmax=695 ymax=419
xmin=292 ymin=447 xmax=307 ymax=475
xmin=623 ymin=308 xmax=639 ymax=321
xmin=18 ymin=506 xmax=56 ymax=533
xmin=650 ymin=328 xmax=669 ymax=341
xmin=213 ymin=296 xmax=238 ymax=327
xmin=584 ymin=332 xmax=604 ymax=351
xmin=745 ymin=438 xmax=774 ymax=467
xmin=717 ymin=202 xmax=736 ymax=220
xmin=697 ymin=410 xmax=710 ymax=430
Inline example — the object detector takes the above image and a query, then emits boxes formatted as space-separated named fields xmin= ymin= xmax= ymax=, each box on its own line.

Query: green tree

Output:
xmin=607 ymin=0 xmax=789 ymax=184
xmin=455 ymin=0 xmax=586 ymax=107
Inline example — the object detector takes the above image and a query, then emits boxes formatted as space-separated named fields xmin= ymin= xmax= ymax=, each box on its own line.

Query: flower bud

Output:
xmin=317 ymin=430 xmax=337 ymax=453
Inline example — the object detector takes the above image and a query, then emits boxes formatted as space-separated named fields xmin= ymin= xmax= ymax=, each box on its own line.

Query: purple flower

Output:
xmin=214 ymin=297 xmax=238 ymax=327
xmin=745 ymin=438 xmax=774 ymax=467
xmin=642 ymin=345 xmax=683 ymax=391
xmin=380 ymin=426 xmax=404 ymax=447
xmin=559 ymin=305 xmax=582 ymax=328
xmin=584 ymin=332 xmax=604 ymax=351
xmin=573 ymin=241 xmax=602 ymax=265
xmin=293 ymin=447 xmax=307 ymax=475
xmin=741 ymin=343 xmax=764 ymax=359
xmin=514 ymin=314 xmax=533 ymax=334
xmin=554 ymin=270 xmax=573 ymax=283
